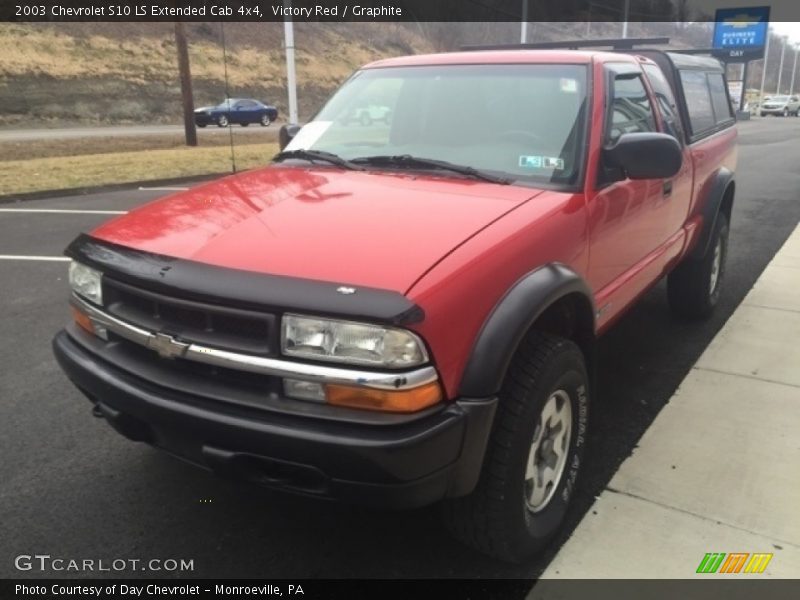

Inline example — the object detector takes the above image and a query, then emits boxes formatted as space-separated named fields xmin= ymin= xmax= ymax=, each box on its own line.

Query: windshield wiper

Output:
xmin=273 ymin=149 xmax=364 ymax=171
xmin=352 ymin=154 xmax=512 ymax=185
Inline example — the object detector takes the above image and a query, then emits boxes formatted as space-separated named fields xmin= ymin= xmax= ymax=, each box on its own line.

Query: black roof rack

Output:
xmin=460 ymin=37 xmax=670 ymax=51
xmin=669 ymin=48 xmax=715 ymax=55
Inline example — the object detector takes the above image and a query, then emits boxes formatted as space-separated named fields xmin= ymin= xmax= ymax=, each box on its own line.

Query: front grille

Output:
xmin=103 ymin=277 xmax=278 ymax=356
xmin=113 ymin=335 xmax=278 ymax=397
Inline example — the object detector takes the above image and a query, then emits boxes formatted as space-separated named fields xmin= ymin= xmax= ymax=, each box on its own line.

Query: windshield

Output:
xmin=285 ymin=64 xmax=588 ymax=186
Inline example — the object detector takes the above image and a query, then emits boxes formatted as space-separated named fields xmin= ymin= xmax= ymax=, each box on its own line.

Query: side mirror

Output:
xmin=279 ymin=124 xmax=302 ymax=151
xmin=602 ymin=132 xmax=682 ymax=180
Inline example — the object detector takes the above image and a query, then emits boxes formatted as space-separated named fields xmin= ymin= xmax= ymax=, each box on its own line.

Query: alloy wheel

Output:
xmin=524 ymin=389 xmax=573 ymax=513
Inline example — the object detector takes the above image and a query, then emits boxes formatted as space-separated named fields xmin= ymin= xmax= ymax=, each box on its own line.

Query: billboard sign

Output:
xmin=712 ymin=6 xmax=770 ymax=62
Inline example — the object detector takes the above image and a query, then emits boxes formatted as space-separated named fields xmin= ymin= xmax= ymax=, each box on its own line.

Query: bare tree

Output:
xmin=174 ymin=21 xmax=197 ymax=147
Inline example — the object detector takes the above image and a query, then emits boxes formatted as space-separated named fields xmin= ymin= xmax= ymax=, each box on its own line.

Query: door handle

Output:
xmin=662 ymin=180 xmax=673 ymax=197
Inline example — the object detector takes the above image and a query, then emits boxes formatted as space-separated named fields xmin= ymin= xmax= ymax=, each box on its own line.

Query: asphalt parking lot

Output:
xmin=1 ymin=117 xmax=799 ymax=581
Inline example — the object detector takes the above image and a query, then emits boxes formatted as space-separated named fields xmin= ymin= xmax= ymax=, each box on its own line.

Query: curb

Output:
xmin=0 ymin=172 xmax=230 ymax=204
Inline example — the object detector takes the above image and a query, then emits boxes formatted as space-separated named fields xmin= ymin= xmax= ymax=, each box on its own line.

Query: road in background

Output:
xmin=0 ymin=118 xmax=798 ymax=580
xmin=0 ymin=124 xmax=280 ymax=143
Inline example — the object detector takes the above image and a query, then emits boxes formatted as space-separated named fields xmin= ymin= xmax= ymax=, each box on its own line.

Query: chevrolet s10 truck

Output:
xmin=54 ymin=43 xmax=737 ymax=562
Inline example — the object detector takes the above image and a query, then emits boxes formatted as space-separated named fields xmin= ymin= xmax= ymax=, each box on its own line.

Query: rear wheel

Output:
xmin=442 ymin=331 xmax=590 ymax=563
xmin=667 ymin=211 xmax=729 ymax=319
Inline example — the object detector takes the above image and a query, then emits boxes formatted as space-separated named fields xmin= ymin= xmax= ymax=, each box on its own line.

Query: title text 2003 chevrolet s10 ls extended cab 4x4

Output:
xmin=54 ymin=43 xmax=737 ymax=562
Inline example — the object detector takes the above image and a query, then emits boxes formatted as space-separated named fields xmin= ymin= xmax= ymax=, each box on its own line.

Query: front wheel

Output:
xmin=442 ymin=331 xmax=590 ymax=563
xmin=260 ymin=114 xmax=271 ymax=126
xmin=667 ymin=211 xmax=729 ymax=319
xmin=217 ymin=115 xmax=229 ymax=127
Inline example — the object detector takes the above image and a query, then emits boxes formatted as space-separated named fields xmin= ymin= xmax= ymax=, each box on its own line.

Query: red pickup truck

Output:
xmin=54 ymin=46 xmax=737 ymax=562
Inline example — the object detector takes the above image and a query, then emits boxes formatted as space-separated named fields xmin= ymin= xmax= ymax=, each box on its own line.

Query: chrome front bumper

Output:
xmin=71 ymin=294 xmax=438 ymax=392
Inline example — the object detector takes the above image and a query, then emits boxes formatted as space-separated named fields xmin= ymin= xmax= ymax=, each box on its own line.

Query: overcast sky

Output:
xmin=770 ymin=22 xmax=800 ymax=46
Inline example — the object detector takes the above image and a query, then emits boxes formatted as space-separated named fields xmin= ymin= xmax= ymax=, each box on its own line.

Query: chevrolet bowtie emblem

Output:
xmin=147 ymin=332 xmax=189 ymax=359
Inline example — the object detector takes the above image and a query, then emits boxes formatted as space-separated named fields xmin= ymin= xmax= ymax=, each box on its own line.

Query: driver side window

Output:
xmin=606 ymin=74 xmax=655 ymax=144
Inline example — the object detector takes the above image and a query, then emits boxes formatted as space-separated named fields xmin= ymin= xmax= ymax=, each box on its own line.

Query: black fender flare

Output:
xmin=691 ymin=168 xmax=735 ymax=260
xmin=458 ymin=263 xmax=596 ymax=398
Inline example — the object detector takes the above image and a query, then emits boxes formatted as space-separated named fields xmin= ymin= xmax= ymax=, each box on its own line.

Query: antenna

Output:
xmin=220 ymin=22 xmax=237 ymax=173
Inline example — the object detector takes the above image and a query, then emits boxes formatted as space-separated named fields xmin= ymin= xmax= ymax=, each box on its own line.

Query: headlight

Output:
xmin=69 ymin=261 xmax=103 ymax=305
xmin=281 ymin=314 xmax=428 ymax=368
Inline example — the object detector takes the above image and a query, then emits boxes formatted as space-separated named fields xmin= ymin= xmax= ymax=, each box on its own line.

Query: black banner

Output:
xmin=4 ymin=579 xmax=800 ymax=600
xmin=3 ymin=0 xmax=800 ymax=23
xmin=4 ymin=579 xmax=536 ymax=600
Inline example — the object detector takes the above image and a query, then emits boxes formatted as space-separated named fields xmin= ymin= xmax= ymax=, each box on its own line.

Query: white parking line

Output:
xmin=0 ymin=255 xmax=70 ymax=262
xmin=0 ymin=209 xmax=127 ymax=215
xmin=137 ymin=186 xmax=189 ymax=191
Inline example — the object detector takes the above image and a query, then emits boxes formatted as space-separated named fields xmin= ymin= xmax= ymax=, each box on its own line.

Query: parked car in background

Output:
xmin=342 ymin=104 xmax=392 ymax=125
xmin=759 ymin=95 xmax=800 ymax=117
xmin=194 ymin=99 xmax=279 ymax=127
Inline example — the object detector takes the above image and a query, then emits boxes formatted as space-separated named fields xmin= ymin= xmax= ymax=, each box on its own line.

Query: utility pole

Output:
xmin=758 ymin=28 xmax=771 ymax=104
xmin=586 ymin=2 xmax=591 ymax=37
xmin=520 ymin=0 xmax=528 ymax=44
xmin=283 ymin=0 xmax=298 ymax=125
xmin=790 ymin=45 xmax=799 ymax=96
xmin=621 ymin=0 xmax=630 ymax=39
xmin=776 ymin=35 xmax=787 ymax=95
xmin=174 ymin=21 xmax=197 ymax=147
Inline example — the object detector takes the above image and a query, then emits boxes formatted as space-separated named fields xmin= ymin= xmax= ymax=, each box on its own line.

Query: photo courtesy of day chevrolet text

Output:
xmin=15 ymin=583 xmax=302 ymax=597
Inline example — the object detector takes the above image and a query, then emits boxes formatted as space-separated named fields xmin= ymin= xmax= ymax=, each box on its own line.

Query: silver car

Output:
xmin=760 ymin=95 xmax=800 ymax=117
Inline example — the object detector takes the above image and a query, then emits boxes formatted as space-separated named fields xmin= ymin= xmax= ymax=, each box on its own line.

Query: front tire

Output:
xmin=667 ymin=211 xmax=729 ymax=319
xmin=217 ymin=115 xmax=229 ymax=127
xmin=260 ymin=114 xmax=271 ymax=126
xmin=442 ymin=332 xmax=590 ymax=563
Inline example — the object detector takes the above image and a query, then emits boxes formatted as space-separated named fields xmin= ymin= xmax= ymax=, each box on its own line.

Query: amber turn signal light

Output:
xmin=70 ymin=305 xmax=95 ymax=336
xmin=325 ymin=381 xmax=443 ymax=413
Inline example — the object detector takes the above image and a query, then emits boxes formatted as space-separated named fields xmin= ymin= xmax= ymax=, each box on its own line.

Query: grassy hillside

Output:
xmin=0 ymin=22 xmax=429 ymax=126
xmin=1 ymin=20 xmax=788 ymax=129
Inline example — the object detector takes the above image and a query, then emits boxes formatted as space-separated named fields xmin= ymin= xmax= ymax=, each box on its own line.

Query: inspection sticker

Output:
xmin=519 ymin=155 xmax=543 ymax=168
xmin=544 ymin=156 xmax=565 ymax=169
xmin=519 ymin=155 xmax=565 ymax=170
xmin=560 ymin=78 xmax=578 ymax=93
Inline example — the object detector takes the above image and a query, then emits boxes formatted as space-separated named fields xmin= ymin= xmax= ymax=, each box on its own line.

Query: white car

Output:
xmin=343 ymin=104 xmax=392 ymax=126
xmin=760 ymin=95 xmax=800 ymax=117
